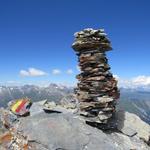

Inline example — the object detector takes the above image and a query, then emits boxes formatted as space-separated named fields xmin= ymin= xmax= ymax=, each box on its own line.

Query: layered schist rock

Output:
xmin=72 ymin=28 xmax=120 ymax=124
xmin=0 ymin=101 xmax=150 ymax=150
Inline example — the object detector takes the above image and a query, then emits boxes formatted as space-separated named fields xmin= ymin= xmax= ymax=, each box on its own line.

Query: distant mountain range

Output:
xmin=118 ymin=88 xmax=150 ymax=124
xmin=0 ymin=84 xmax=149 ymax=124
xmin=0 ymin=84 xmax=73 ymax=107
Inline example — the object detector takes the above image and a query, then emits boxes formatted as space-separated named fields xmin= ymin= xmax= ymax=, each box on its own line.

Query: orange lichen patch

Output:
xmin=23 ymin=144 xmax=29 ymax=150
xmin=0 ymin=132 xmax=12 ymax=144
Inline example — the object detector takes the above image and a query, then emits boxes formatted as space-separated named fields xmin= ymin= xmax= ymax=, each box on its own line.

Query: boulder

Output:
xmin=16 ymin=111 xmax=149 ymax=150
xmin=116 ymin=110 xmax=150 ymax=142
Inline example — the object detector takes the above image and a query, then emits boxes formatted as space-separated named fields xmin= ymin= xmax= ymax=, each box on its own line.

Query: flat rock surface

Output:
xmin=116 ymin=110 xmax=150 ymax=141
xmin=16 ymin=111 xmax=149 ymax=150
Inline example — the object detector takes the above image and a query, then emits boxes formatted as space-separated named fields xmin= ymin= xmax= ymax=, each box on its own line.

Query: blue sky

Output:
xmin=0 ymin=0 xmax=150 ymax=86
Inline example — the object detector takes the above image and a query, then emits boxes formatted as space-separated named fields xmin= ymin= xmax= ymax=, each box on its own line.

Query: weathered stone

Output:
xmin=98 ymin=112 xmax=112 ymax=121
xmin=17 ymin=113 xmax=117 ymax=150
xmin=16 ymin=109 xmax=150 ymax=149
xmin=95 ymin=96 xmax=114 ymax=103
xmin=72 ymin=28 xmax=120 ymax=125
xmin=80 ymin=102 xmax=108 ymax=110
xmin=60 ymin=94 xmax=79 ymax=110
xmin=0 ymin=101 xmax=150 ymax=150
xmin=116 ymin=110 xmax=150 ymax=142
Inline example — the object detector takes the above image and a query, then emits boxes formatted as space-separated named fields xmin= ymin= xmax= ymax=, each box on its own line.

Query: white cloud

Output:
xmin=132 ymin=76 xmax=150 ymax=86
xmin=66 ymin=69 xmax=73 ymax=74
xmin=20 ymin=68 xmax=47 ymax=77
xmin=20 ymin=70 xmax=29 ymax=76
xmin=114 ymin=75 xmax=150 ymax=89
xmin=52 ymin=69 xmax=61 ymax=75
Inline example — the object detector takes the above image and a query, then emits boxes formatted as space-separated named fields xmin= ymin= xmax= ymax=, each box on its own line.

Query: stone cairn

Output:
xmin=72 ymin=28 xmax=120 ymax=125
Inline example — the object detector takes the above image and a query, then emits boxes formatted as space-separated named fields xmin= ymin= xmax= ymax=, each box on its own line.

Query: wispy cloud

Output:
xmin=20 ymin=68 xmax=47 ymax=77
xmin=132 ymin=76 xmax=150 ymax=86
xmin=52 ymin=69 xmax=61 ymax=75
xmin=114 ymin=75 xmax=150 ymax=89
xmin=66 ymin=69 xmax=73 ymax=74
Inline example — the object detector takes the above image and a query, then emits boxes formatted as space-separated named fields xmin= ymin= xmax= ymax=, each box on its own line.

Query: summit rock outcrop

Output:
xmin=0 ymin=100 xmax=150 ymax=150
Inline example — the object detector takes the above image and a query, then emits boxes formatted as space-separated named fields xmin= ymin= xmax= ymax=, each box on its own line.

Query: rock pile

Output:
xmin=72 ymin=28 xmax=120 ymax=124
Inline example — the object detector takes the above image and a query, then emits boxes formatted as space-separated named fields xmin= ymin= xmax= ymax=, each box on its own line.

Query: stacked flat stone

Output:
xmin=72 ymin=28 xmax=120 ymax=124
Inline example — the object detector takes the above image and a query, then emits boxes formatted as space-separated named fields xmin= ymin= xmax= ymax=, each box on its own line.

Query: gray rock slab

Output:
xmin=15 ymin=110 xmax=150 ymax=150
xmin=17 ymin=113 xmax=117 ymax=150
xmin=29 ymin=101 xmax=45 ymax=116
xmin=116 ymin=110 xmax=150 ymax=141
xmin=1 ymin=102 xmax=150 ymax=150
xmin=108 ymin=132 xmax=150 ymax=150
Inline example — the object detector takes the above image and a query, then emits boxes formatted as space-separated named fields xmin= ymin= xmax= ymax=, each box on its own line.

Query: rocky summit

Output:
xmin=0 ymin=99 xmax=150 ymax=150
xmin=0 ymin=28 xmax=149 ymax=150
xmin=72 ymin=28 xmax=120 ymax=124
